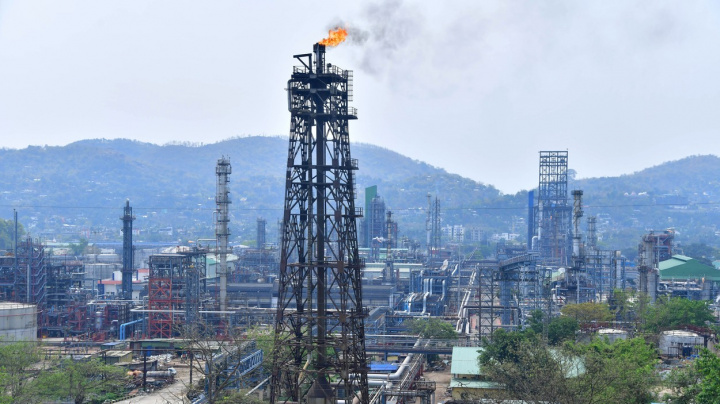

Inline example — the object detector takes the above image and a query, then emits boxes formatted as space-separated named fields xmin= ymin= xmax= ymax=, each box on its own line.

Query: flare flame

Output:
xmin=319 ymin=27 xmax=348 ymax=47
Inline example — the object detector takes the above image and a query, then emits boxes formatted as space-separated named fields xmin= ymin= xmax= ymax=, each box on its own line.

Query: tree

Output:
xmin=547 ymin=316 xmax=579 ymax=345
xmin=560 ymin=302 xmax=613 ymax=325
xmin=641 ymin=297 xmax=715 ymax=334
xmin=33 ymin=358 xmax=127 ymax=404
xmin=218 ymin=389 xmax=268 ymax=404
xmin=182 ymin=323 xmax=266 ymax=404
xmin=694 ymin=348 xmax=720 ymax=403
xmin=664 ymin=349 xmax=720 ymax=404
xmin=526 ymin=309 xmax=578 ymax=345
xmin=0 ymin=218 xmax=24 ymax=251
xmin=663 ymin=362 xmax=701 ymax=404
xmin=0 ymin=341 xmax=40 ymax=403
xmin=245 ymin=326 xmax=274 ymax=375
xmin=681 ymin=243 xmax=718 ymax=266
xmin=526 ymin=309 xmax=545 ymax=335
xmin=480 ymin=329 xmax=538 ymax=365
xmin=405 ymin=318 xmax=457 ymax=339
xmin=479 ymin=330 xmax=571 ymax=403
xmin=68 ymin=238 xmax=89 ymax=256
xmin=566 ymin=337 xmax=658 ymax=404
xmin=480 ymin=331 xmax=659 ymax=403
xmin=609 ymin=289 xmax=637 ymax=323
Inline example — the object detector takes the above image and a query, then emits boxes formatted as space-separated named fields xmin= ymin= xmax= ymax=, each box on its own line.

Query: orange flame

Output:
xmin=319 ymin=27 xmax=348 ymax=47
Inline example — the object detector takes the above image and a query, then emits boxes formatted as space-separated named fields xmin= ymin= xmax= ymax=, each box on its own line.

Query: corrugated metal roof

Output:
xmin=369 ymin=363 xmax=399 ymax=372
xmin=451 ymin=346 xmax=483 ymax=375
xmin=659 ymin=255 xmax=720 ymax=281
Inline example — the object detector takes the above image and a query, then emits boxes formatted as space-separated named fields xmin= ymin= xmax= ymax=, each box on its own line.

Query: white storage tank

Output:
xmin=597 ymin=328 xmax=628 ymax=343
xmin=659 ymin=330 xmax=704 ymax=357
xmin=0 ymin=302 xmax=37 ymax=341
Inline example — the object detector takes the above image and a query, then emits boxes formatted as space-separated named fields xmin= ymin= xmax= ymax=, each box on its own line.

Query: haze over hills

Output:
xmin=1 ymin=137 xmax=719 ymax=252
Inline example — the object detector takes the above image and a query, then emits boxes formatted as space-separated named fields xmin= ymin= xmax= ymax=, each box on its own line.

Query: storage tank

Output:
xmin=0 ymin=302 xmax=37 ymax=341
xmin=145 ymin=368 xmax=177 ymax=379
xmin=659 ymin=330 xmax=704 ymax=357
xmin=597 ymin=328 xmax=628 ymax=343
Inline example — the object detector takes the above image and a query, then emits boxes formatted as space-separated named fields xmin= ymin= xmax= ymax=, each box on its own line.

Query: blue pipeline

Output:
xmin=119 ymin=318 xmax=145 ymax=340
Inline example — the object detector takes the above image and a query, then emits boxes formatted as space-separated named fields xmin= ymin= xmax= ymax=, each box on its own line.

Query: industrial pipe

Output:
xmin=119 ymin=318 xmax=145 ymax=340
xmin=365 ymin=339 xmax=422 ymax=381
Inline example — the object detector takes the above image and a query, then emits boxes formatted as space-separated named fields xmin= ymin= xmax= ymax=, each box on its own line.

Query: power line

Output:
xmin=1 ymin=201 xmax=719 ymax=214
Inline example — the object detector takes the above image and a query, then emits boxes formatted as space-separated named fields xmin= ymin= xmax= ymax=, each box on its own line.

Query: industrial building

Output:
xmin=658 ymin=255 xmax=719 ymax=300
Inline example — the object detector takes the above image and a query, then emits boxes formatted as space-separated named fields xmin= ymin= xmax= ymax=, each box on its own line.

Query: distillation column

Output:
xmin=571 ymin=190 xmax=584 ymax=303
xmin=121 ymin=200 xmax=135 ymax=301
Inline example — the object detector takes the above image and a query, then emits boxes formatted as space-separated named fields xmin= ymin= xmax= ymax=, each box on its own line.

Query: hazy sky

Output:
xmin=1 ymin=1 xmax=719 ymax=193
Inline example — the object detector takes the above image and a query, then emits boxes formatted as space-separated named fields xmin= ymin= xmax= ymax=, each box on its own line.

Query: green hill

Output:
xmin=0 ymin=138 xmax=719 ymax=252
xmin=0 ymin=137 xmax=504 ymax=244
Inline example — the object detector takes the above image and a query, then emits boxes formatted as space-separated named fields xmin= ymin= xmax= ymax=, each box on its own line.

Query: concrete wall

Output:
xmin=0 ymin=302 xmax=37 ymax=341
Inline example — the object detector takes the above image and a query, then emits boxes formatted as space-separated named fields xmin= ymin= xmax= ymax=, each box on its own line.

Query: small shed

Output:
xmin=103 ymin=350 xmax=132 ymax=364
xmin=449 ymin=347 xmax=503 ymax=400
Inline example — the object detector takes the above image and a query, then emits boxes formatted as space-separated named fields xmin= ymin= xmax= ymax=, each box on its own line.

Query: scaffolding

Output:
xmin=587 ymin=216 xmax=598 ymax=249
xmin=256 ymin=217 xmax=267 ymax=249
xmin=43 ymin=258 xmax=85 ymax=337
xmin=270 ymin=43 xmax=368 ymax=404
xmin=584 ymin=249 xmax=623 ymax=301
xmin=147 ymin=252 xmax=206 ymax=338
xmin=534 ymin=151 xmax=571 ymax=266
xmin=0 ymin=238 xmax=47 ymax=320
xmin=368 ymin=195 xmax=386 ymax=260
xmin=427 ymin=194 xmax=441 ymax=263
xmin=476 ymin=260 xmax=498 ymax=338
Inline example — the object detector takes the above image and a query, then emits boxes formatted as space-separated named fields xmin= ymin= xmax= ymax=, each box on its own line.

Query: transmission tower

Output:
xmin=270 ymin=43 xmax=368 ymax=404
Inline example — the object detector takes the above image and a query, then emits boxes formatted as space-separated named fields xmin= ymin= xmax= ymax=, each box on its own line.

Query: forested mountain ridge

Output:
xmin=572 ymin=155 xmax=720 ymax=250
xmin=0 ymin=137 xmax=719 ymax=251
xmin=0 ymin=137 xmax=502 ymax=243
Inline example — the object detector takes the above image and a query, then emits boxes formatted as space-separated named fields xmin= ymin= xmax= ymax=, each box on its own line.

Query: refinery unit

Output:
xmin=1 ymin=34 xmax=719 ymax=404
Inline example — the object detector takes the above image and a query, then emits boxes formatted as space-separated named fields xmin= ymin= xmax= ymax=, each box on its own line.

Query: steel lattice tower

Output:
xmin=426 ymin=194 xmax=441 ymax=261
xmin=216 ymin=157 xmax=231 ymax=312
xmin=534 ymin=151 xmax=571 ymax=266
xmin=270 ymin=44 xmax=368 ymax=404
xmin=121 ymin=200 xmax=135 ymax=300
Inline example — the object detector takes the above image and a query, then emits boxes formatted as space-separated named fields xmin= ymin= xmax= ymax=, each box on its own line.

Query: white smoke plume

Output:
xmin=329 ymin=0 xmax=702 ymax=97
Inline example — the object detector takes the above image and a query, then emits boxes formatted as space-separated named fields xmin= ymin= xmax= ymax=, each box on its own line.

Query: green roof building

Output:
xmin=659 ymin=255 xmax=720 ymax=281
xmin=450 ymin=347 xmax=503 ymax=400
xmin=659 ymin=255 xmax=719 ymax=300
